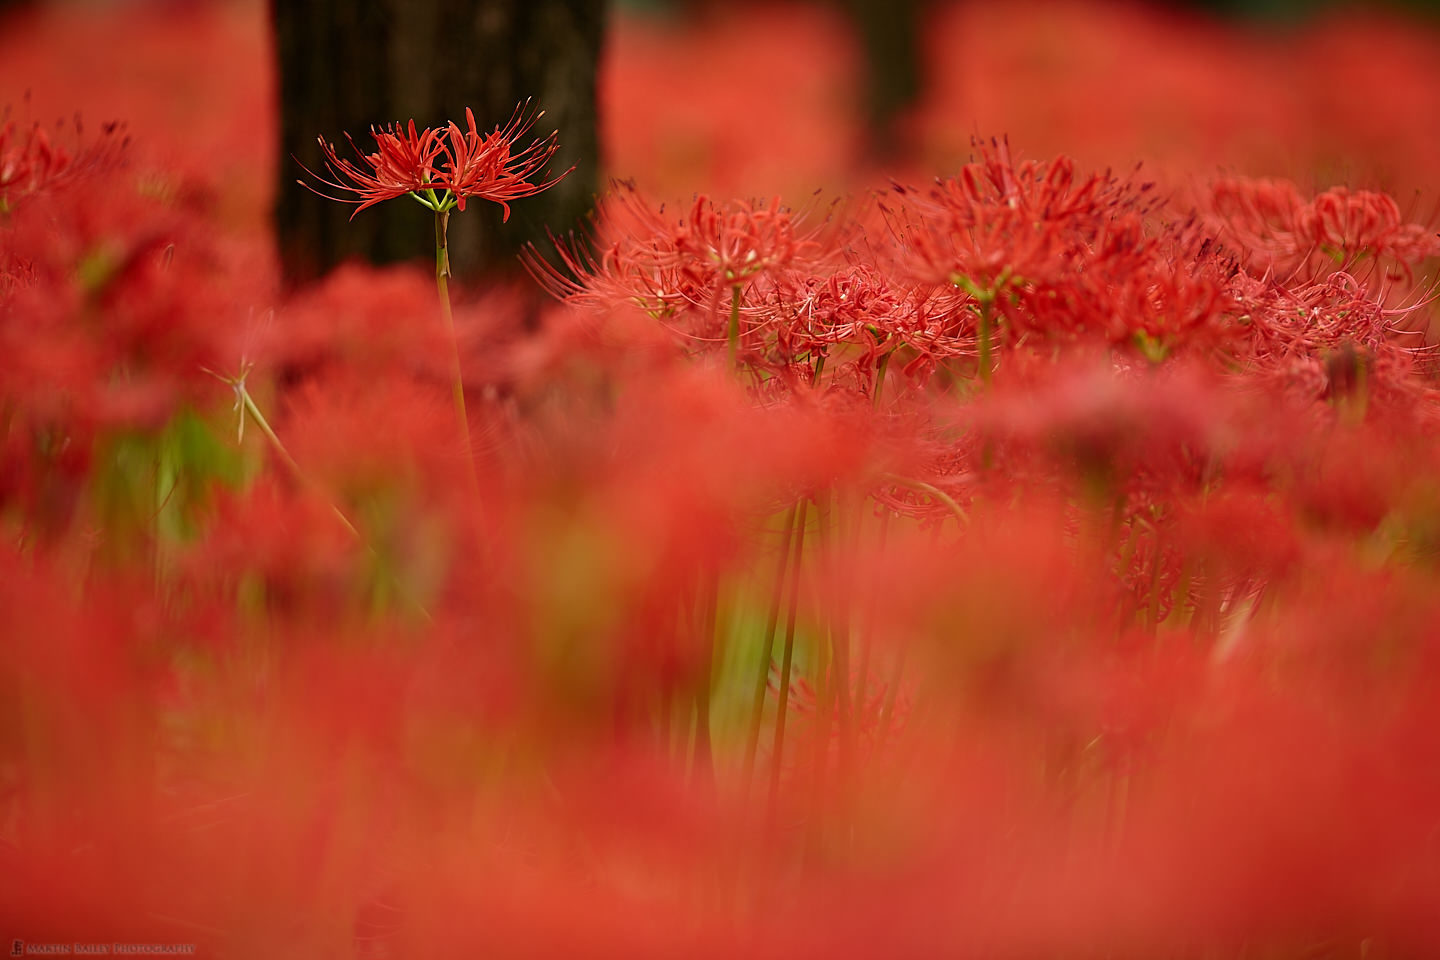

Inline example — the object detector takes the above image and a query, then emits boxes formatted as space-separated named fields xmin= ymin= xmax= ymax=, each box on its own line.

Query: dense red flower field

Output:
xmin=4 ymin=1 xmax=1440 ymax=956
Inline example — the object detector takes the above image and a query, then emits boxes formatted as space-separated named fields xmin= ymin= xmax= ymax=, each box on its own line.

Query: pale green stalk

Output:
xmin=727 ymin=284 xmax=743 ymax=372
xmin=433 ymin=209 xmax=480 ymax=492
xmin=741 ymin=501 xmax=798 ymax=804
xmin=976 ymin=297 xmax=994 ymax=386
xmin=693 ymin=567 xmax=718 ymax=789
xmin=768 ymin=497 xmax=809 ymax=822
xmin=237 ymin=384 xmax=359 ymax=541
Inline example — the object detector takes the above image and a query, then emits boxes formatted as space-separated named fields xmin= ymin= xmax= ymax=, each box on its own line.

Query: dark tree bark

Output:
xmin=843 ymin=0 xmax=924 ymax=163
xmin=271 ymin=0 xmax=605 ymax=286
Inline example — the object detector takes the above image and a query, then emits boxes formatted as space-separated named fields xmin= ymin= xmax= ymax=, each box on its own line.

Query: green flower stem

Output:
xmin=238 ymin=385 xmax=359 ymax=541
xmin=955 ymin=273 xmax=1005 ymax=387
xmin=768 ymin=496 xmax=809 ymax=822
xmin=805 ymin=545 xmax=836 ymax=865
xmin=874 ymin=630 xmax=908 ymax=756
xmin=432 ymin=211 xmax=472 ymax=463
xmin=851 ymin=508 xmax=891 ymax=754
xmin=238 ymin=386 xmax=301 ymax=481
xmin=741 ymin=500 xmax=799 ymax=803
xmin=693 ymin=567 xmax=719 ymax=789
xmin=873 ymin=348 xmax=893 ymax=410
xmin=151 ymin=428 xmax=187 ymax=590
xmin=807 ymin=489 xmax=852 ymax=860
xmin=836 ymin=504 xmax=856 ymax=765
xmin=976 ymin=297 xmax=994 ymax=386
xmin=727 ymin=283 xmax=743 ymax=373
xmin=819 ymin=490 xmax=852 ymax=785
xmin=1146 ymin=527 xmax=1165 ymax=629
xmin=239 ymin=381 xmax=441 ymax=622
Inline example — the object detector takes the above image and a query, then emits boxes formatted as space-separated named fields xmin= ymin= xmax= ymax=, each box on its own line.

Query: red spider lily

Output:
xmin=1205 ymin=177 xmax=1440 ymax=281
xmin=892 ymin=139 xmax=1160 ymax=298
xmin=532 ymin=185 xmax=828 ymax=305
xmin=522 ymin=181 xmax=697 ymax=316
xmin=887 ymin=139 xmax=1170 ymax=375
xmin=301 ymin=119 xmax=447 ymax=218
xmin=669 ymin=194 xmax=825 ymax=289
xmin=1053 ymin=228 xmax=1243 ymax=363
xmin=527 ymin=183 xmax=836 ymax=374
xmin=440 ymin=103 xmax=569 ymax=219
xmin=1299 ymin=187 xmax=1440 ymax=275
xmin=665 ymin=193 xmax=834 ymax=362
xmin=764 ymin=264 xmax=980 ymax=397
xmin=771 ymin=264 xmax=910 ymax=373
xmin=300 ymin=103 xmax=568 ymax=219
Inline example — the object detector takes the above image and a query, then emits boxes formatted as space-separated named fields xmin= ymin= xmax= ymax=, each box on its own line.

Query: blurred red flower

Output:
xmin=0 ymin=121 xmax=70 ymax=209
xmin=0 ymin=116 xmax=127 ymax=212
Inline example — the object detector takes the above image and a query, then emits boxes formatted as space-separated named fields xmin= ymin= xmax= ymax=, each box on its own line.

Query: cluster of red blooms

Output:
xmin=9 ymin=5 xmax=1440 ymax=958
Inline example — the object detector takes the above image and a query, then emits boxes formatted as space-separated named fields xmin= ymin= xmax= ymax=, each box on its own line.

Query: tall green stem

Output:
xmin=742 ymin=501 xmax=798 ymax=802
xmin=828 ymin=492 xmax=852 ymax=780
xmin=727 ymin=283 xmax=743 ymax=373
xmin=872 ymin=348 xmax=893 ymax=410
xmin=768 ymin=497 xmax=809 ymax=820
xmin=976 ymin=297 xmax=994 ymax=386
xmin=693 ymin=566 xmax=718 ymax=789
xmin=852 ymin=507 xmax=890 ymax=757
xmin=435 ymin=211 xmax=475 ymax=483
xmin=239 ymin=387 xmax=301 ymax=479
xmin=238 ymin=386 xmax=359 ymax=541
xmin=805 ymin=489 xmax=852 ymax=862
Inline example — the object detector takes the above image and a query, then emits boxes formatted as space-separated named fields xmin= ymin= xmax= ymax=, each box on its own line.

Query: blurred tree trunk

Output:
xmin=842 ymin=0 xmax=923 ymax=162
xmin=271 ymin=0 xmax=604 ymax=286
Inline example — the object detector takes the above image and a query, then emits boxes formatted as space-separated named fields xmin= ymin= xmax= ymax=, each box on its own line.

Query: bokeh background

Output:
xmin=6 ymin=3 xmax=1440 ymax=954
xmin=3 ymin=0 xmax=1438 ymax=268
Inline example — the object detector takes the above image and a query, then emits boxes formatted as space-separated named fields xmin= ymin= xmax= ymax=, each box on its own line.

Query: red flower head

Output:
xmin=299 ymin=102 xmax=569 ymax=219
xmin=301 ymin=118 xmax=447 ymax=218
xmin=440 ymin=102 xmax=570 ymax=220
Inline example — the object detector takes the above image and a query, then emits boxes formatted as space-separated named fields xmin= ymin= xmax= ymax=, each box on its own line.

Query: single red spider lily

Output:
xmin=439 ymin=101 xmax=570 ymax=219
xmin=300 ymin=118 xmax=447 ymax=218
xmin=299 ymin=104 xmax=568 ymax=221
